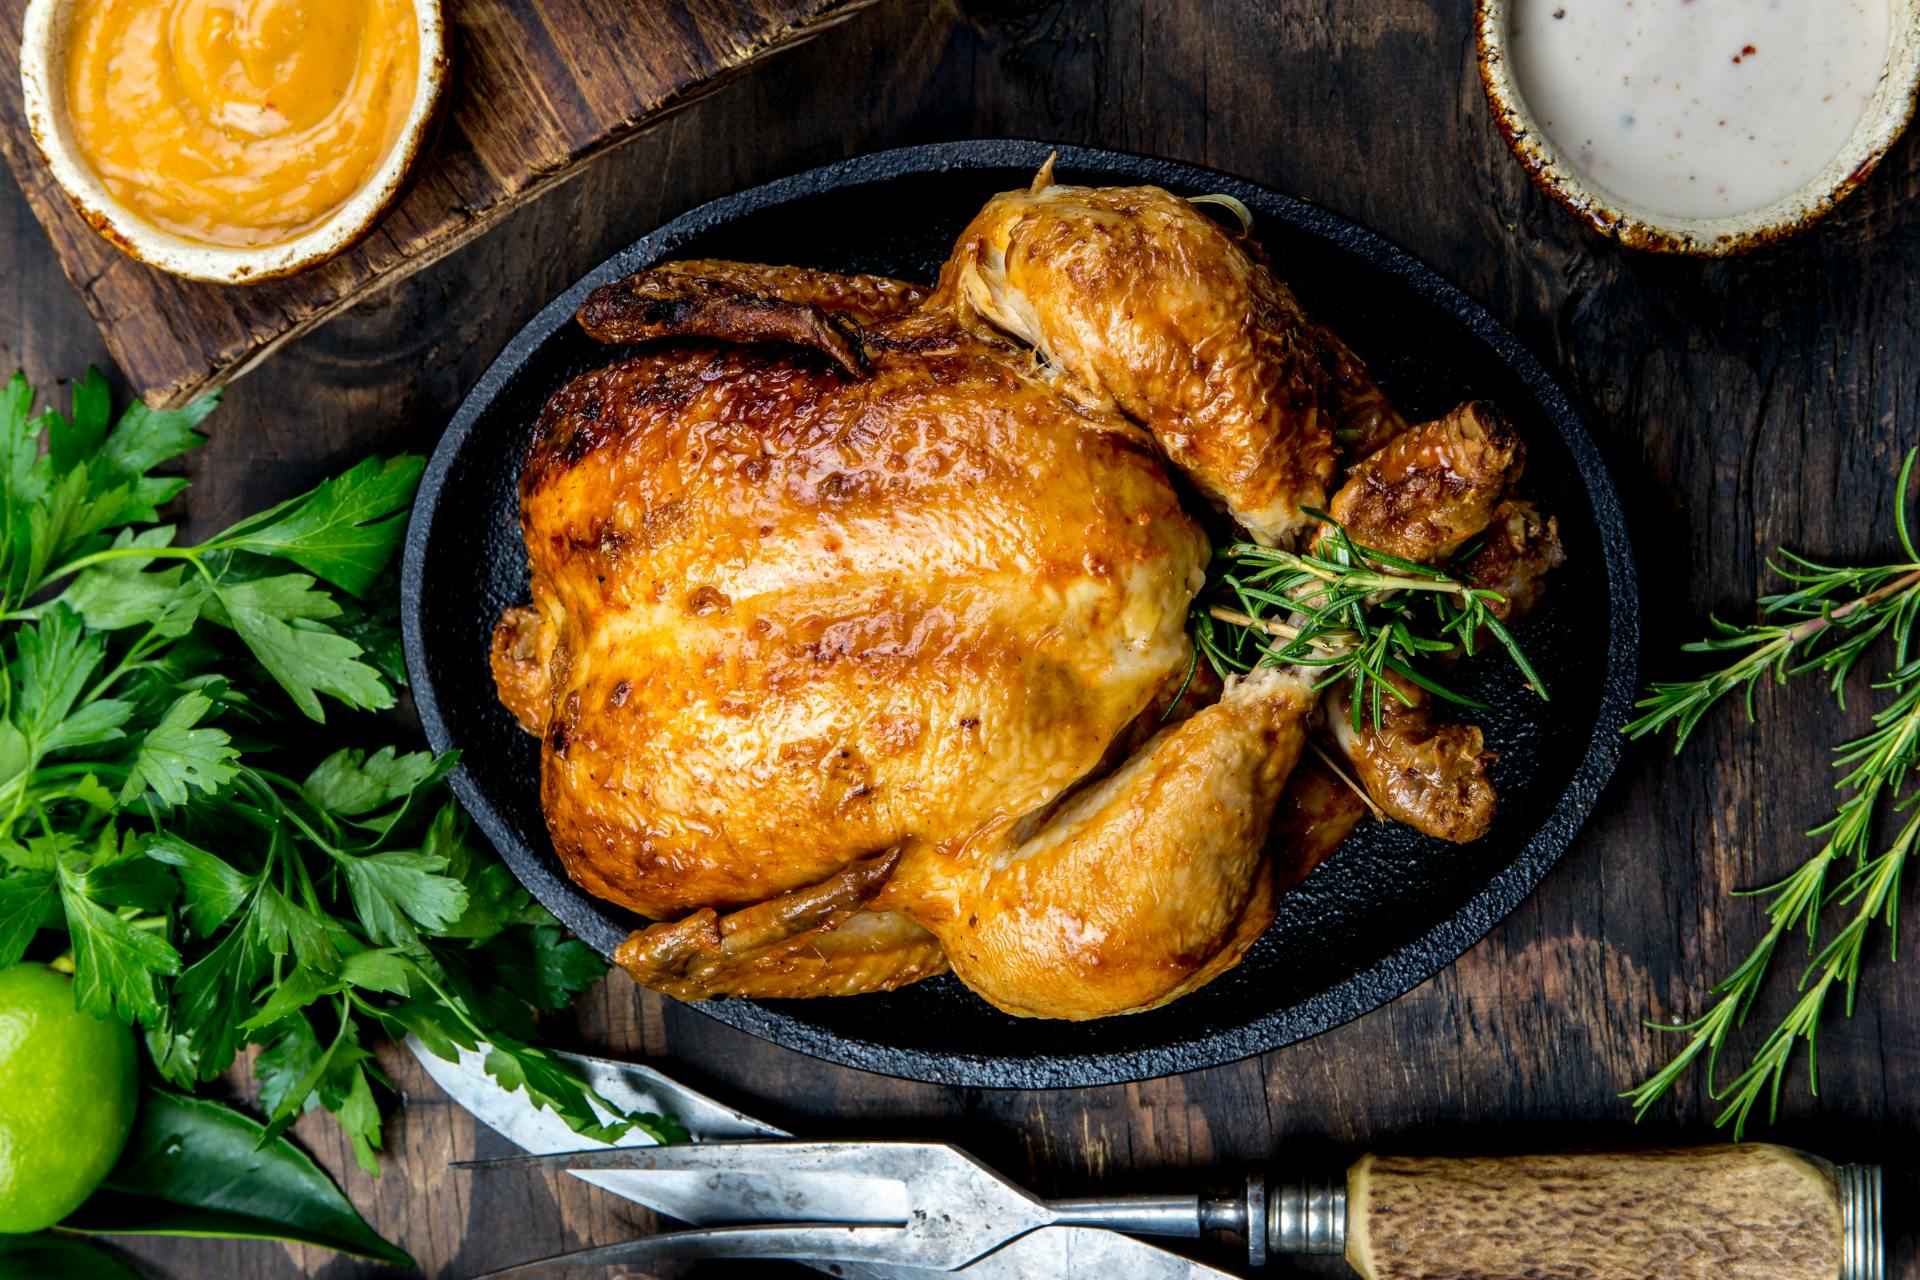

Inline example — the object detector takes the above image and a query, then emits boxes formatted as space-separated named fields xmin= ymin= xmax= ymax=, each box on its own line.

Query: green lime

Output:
xmin=0 ymin=963 xmax=139 ymax=1234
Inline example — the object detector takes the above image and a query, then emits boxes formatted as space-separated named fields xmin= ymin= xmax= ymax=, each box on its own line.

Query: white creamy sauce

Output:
xmin=1510 ymin=0 xmax=1891 ymax=219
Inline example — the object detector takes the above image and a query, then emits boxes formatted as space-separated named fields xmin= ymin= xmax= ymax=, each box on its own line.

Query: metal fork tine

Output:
xmin=454 ymin=1139 xmax=939 ymax=1177
xmin=465 ymin=1224 xmax=930 ymax=1279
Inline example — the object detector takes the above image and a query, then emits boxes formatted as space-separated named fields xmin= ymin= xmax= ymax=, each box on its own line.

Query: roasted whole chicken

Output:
xmin=492 ymin=164 xmax=1562 ymax=1021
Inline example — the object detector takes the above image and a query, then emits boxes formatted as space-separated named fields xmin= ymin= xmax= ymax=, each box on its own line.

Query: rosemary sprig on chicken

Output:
xmin=1192 ymin=520 xmax=1547 ymax=730
xmin=1624 ymin=449 xmax=1920 ymax=1136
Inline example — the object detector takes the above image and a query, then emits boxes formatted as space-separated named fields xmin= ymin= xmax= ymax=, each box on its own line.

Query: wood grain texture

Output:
xmin=0 ymin=0 xmax=879 ymax=410
xmin=1347 ymin=1146 xmax=1843 ymax=1280
xmin=3 ymin=1 xmax=1918 ymax=1277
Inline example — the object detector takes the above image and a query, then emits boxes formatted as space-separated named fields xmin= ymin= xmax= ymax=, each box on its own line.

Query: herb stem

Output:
xmin=1798 ymin=566 xmax=1920 ymax=635
xmin=1205 ymin=604 xmax=1354 ymax=653
xmin=37 ymin=543 xmax=205 ymax=591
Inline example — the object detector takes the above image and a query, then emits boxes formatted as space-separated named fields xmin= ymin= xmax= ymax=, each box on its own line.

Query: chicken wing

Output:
xmin=576 ymin=259 xmax=930 ymax=375
xmin=1458 ymin=497 xmax=1566 ymax=625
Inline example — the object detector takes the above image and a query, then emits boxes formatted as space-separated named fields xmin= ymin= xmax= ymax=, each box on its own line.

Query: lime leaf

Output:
xmin=0 ymin=1233 xmax=144 ymax=1280
xmin=213 ymin=456 xmax=423 ymax=597
xmin=59 ymin=1090 xmax=411 ymax=1266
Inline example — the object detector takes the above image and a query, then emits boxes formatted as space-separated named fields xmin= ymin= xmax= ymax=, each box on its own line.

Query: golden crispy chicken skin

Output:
xmin=903 ymin=667 xmax=1315 ymax=1019
xmin=1460 ymin=498 xmax=1567 ymax=624
xmin=495 ymin=173 xmax=1550 ymax=1018
xmin=1328 ymin=676 xmax=1498 ymax=845
xmin=1321 ymin=400 xmax=1522 ymax=564
xmin=614 ymin=850 xmax=949 ymax=1000
xmin=930 ymin=171 xmax=1349 ymax=546
xmin=516 ymin=331 xmax=1206 ymax=923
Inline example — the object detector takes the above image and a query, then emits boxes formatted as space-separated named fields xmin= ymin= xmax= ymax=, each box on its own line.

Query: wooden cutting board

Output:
xmin=0 ymin=0 xmax=878 ymax=408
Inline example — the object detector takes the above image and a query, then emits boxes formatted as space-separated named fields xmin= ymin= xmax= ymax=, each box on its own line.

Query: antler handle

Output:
xmin=1324 ymin=1145 xmax=1880 ymax=1280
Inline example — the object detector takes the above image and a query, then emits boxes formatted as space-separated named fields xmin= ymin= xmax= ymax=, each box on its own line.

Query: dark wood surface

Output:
xmin=0 ymin=0 xmax=877 ymax=409
xmin=3 ymin=1 xmax=1917 ymax=1276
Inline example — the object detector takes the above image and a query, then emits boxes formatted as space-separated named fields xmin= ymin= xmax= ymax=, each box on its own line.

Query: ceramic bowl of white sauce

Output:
xmin=1478 ymin=0 xmax=1920 ymax=254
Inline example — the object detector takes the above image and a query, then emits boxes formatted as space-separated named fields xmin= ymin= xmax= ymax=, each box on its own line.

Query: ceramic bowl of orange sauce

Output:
xmin=1478 ymin=0 xmax=1920 ymax=255
xmin=20 ymin=0 xmax=448 ymax=283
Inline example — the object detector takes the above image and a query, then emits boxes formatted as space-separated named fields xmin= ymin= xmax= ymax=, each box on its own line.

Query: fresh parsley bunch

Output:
xmin=0 ymin=370 xmax=678 ymax=1174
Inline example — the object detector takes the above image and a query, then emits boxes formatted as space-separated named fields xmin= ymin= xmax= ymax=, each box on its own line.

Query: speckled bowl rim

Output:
xmin=19 ymin=0 xmax=449 ymax=284
xmin=1477 ymin=0 xmax=1920 ymax=255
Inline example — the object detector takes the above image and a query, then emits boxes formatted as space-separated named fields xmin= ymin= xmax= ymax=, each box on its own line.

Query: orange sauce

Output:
xmin=64 ymin=0 xmax=420 ymax=248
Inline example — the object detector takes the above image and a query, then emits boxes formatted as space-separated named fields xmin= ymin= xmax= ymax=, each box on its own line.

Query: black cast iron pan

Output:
xmin=400 ymin=140 xmax=1639 ymax=1088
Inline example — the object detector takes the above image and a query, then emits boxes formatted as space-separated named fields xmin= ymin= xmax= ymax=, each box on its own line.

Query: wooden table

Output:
xmin=4 ymin=2 xmax=1915 ymax=1276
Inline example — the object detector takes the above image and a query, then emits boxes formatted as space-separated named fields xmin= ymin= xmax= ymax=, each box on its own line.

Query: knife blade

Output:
xmin=406 ymin=1036 xmax=1240 ymax=1280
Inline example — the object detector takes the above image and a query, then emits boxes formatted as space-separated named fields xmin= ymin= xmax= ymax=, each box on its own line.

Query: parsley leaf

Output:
xmin=210 ymin=576 xmax=393 ymax=721
xmin=0 ymin=871 xmax=54 ymax=967
xmin=251 ymin=883 xmax=343 ymax=975
xmin=168 ymin=921 xmax=265 ymax=1080
xmin=304 ymin=746 xmax=441 ymax=817
xmin=57 ymin=850 xmax=182 ymax=1024
xmin=340 ymin=851 xmax=469 ymax=948
xmin=13 ymin=604 xmax=107 ymax=745
xmin=94 ymin=389 xmax=216 ymax=492
xmin=212 ymin=457 xmax=423 ymax=597
xmin=144 ymin=834 xmax=254 ymax=935
xmin=480 ymin=1037 xmax=637 ymax=1146
xmin=120 ymin=691 xmax=239 ymax=805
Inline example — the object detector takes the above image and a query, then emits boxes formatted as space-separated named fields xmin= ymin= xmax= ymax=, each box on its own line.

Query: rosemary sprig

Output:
xmin=1192 ymin=516 xmax=1544 ymax=728
xmin=1626 ymin=451 xmax=1920 ymax=746
xmin=1624 ymin=448 xmax=1920 ymax=1136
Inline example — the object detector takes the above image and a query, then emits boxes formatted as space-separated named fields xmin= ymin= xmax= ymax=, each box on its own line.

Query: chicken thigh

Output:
xmin=494 ymin=166 xmax=1545 ymax=1019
